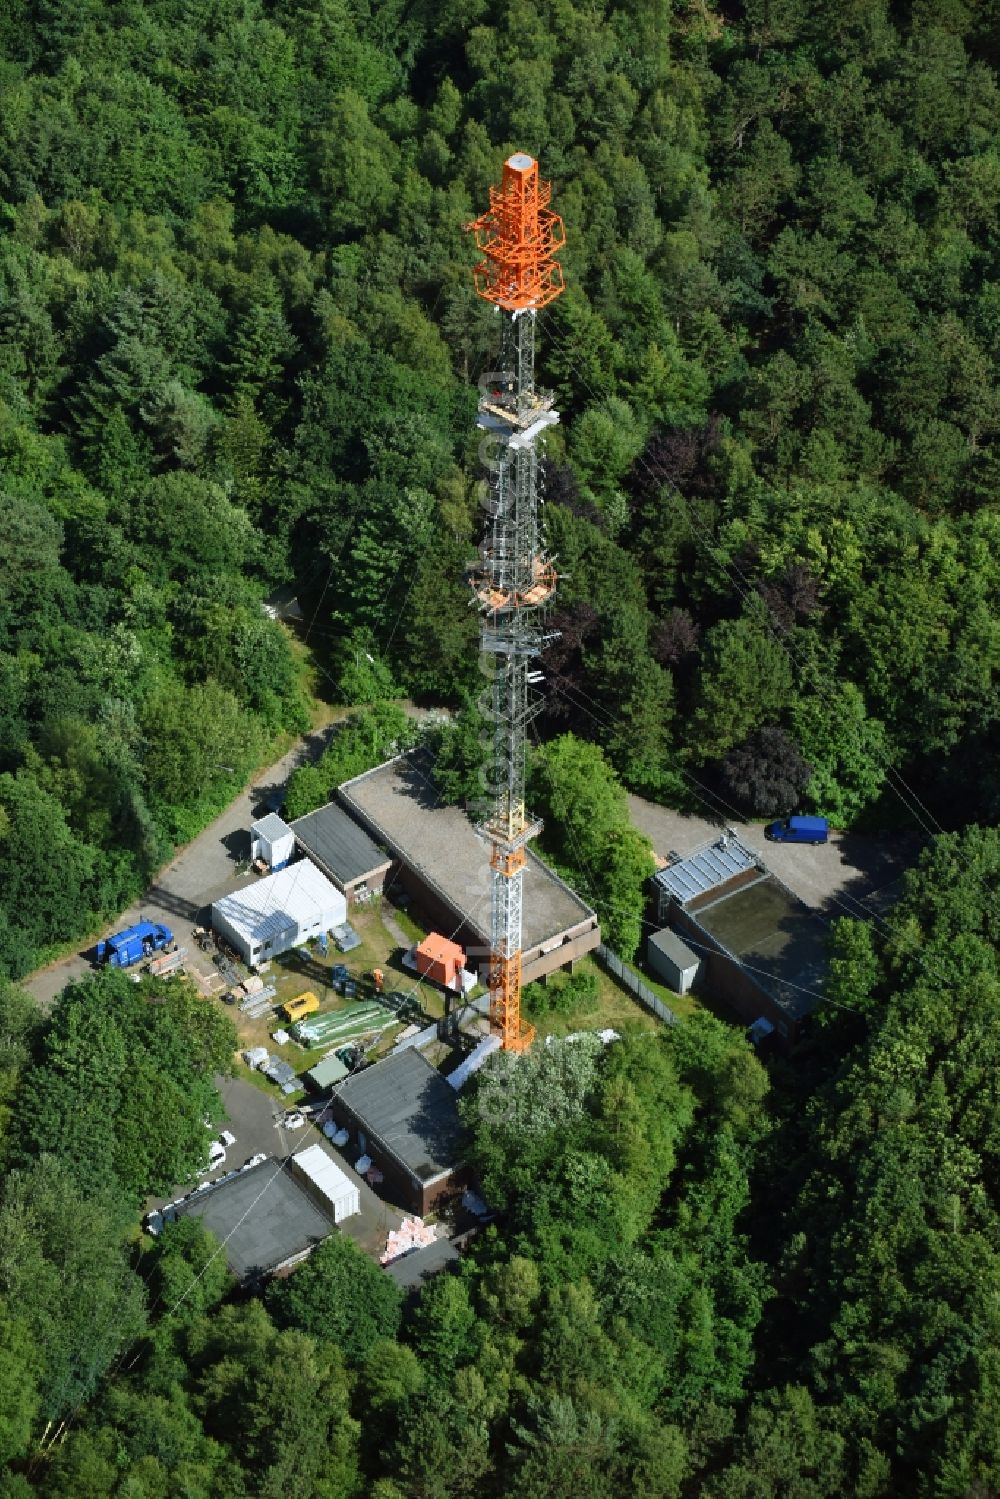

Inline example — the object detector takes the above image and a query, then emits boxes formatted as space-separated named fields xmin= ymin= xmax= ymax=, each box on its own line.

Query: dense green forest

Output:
xmin=0 ymin=829 xmax=997 ymax=1495
xmin=0 ymin=0 xmax=998 ymax=1493
xmin=1 ymin=0 xmax=997 ymax=974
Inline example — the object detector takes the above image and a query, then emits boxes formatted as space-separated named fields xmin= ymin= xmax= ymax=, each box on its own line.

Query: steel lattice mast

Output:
xmin=465 ymin=153 xmax=566 ymax=1052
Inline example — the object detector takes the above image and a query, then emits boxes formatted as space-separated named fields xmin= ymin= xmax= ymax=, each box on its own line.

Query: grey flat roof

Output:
xmin=691 ymin=875 xmax=828 ymax=1021
xmin=339 ymin=751 xmax=596 ymax=950
xmin=649 ymin=927 xmax=699 ymax=970
xmin=291 ymin=801 xmax=391 ymax=886
xmin=176 ymin=1159 xmax=333 ymax=1278
xmin=336 ymin=1048 xmax=465 ymax=1184
xmin=655 ymin=836 xmax=759 ymax=907
xmin=251 ymin=813 xmax=293 ymax=842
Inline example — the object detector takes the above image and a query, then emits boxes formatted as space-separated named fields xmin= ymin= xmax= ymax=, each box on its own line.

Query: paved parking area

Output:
xmin=217 ymin=1073 xmax=286 ymax=1169
xmin=627 ymin=795 xmax=922 ymax=925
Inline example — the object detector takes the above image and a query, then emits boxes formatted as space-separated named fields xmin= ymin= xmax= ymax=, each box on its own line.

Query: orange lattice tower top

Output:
xmin=466 ymin=152 xmax=566 ymax=312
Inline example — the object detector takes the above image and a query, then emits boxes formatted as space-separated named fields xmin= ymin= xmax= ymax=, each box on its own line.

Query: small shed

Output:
xmin=290 ymin=1144 xmax=360 ymax=1224
xmin=304 ymin=1052 xmax=351 ymax=1093
xmin=647 ymin=928 xmax=701 ymax=994
xmin=212 ymin=862 xmax=347 ymax=967
xmin=250 ymin=814 xmax=295 ymax=871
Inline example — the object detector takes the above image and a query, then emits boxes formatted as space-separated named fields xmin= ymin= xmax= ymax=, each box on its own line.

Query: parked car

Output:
xmin=765 ymin=814 xmax=829 ymax=844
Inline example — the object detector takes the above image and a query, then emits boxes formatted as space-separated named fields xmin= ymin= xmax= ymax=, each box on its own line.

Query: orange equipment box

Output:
xmin=414 ymin=933 xmax=466 ymax=988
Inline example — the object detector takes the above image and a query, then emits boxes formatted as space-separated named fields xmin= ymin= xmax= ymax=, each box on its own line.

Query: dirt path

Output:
xmin=25 ymin=726 xmax=340 ymax=1008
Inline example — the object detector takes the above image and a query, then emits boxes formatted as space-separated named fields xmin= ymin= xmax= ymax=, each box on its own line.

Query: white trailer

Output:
xmin=290 ymin=1144 xmax=360 ymax=1224
xmin=212 ymin=862 xmax=347 ymax=967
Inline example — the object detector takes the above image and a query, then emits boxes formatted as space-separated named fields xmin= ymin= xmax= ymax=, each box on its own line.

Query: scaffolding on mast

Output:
xmin=464 ymin=153 xmax=566 ymax=1053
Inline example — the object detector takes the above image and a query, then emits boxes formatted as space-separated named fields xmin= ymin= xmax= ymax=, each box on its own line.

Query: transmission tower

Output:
xmin=465 ymin=152 xmax=566 ymax=1053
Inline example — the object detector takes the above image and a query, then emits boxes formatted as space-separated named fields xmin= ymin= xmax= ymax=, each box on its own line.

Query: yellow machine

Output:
xmin=282 ymin=991 xmax=320 ymax=1024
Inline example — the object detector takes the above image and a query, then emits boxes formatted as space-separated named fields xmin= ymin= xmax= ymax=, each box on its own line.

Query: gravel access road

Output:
xmin=25 ymin=725 xmax=340 ymax=1008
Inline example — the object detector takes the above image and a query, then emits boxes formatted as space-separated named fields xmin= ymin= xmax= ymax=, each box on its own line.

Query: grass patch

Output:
xmin=220 ymin=902 xmax=431 ymax=1089
xmin=524 ymin=954 xmax=662 ymax=1041
xmin=520 ymin=950 xmax=720 ymax=1041
xmin=635 ymin=967 xmax=701 ymax=1020
xmin=382 ymin=901 xmax=428 ymax=948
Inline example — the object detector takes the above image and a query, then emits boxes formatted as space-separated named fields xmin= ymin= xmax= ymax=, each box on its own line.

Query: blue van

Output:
xmin=765 ymin=814 xmax=829 ymax=844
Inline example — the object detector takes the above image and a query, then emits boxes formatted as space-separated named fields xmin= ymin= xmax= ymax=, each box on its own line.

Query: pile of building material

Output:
xmin=234 ymin=974 xmax=277 ymax=1018
xmin=147 ymin=946 xmax=188 ymax=978
xmin=263 ymin=1057 xmax=299 ymax=1093
xmin=380 ymin=1216 xmax=437 ymax=1264
xmin=293 ymin=1001 xmax=393 ymax=1048
xmin=237 ymin=976 xmax=263 ymax=999
xmin=242 ymin=997 xmax=276 ymax=1019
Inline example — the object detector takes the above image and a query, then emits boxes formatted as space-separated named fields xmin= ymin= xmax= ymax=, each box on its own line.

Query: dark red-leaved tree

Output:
xmin=721 ymin=724 xmax=812 ymax=816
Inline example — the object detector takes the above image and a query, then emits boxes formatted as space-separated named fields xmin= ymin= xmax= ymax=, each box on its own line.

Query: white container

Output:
xmin=250 ymin=814 xmax=296 ymax=870
xmin=290 ymin=1144 xmax=360 ymax=1223
xmin=213 ymin=863 xmax=347 ymax=967
xmin=647 ymin=928 xmax=701 ymax=995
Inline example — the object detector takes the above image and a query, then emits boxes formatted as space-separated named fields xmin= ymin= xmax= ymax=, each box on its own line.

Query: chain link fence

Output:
xmin=595 ymin=945 xmax=678 ymax=1027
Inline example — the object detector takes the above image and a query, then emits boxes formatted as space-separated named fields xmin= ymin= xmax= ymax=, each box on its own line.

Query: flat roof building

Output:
xmin=339 ymin=751 xmax=599 ymax=983
xmin=654 ymin=834 xmax=829 ymax=1045
xmin=290 ymin=801 xmax=392 ymax=902
xmin=176 ymin=1157 xmax=334 ymax=1280
xmin=212 ymin=861 xmax=347 ymax=968
xmin=327 ymin=1048 xmax=467 ymax=1215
